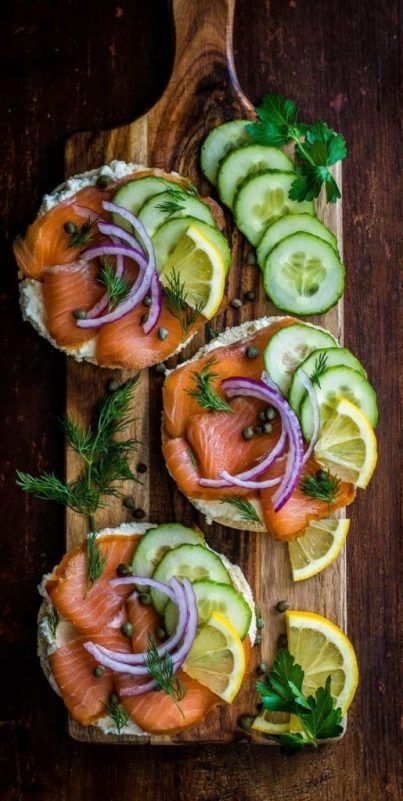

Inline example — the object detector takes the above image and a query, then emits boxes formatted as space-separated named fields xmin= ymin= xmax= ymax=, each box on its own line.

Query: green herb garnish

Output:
xmin=67 ymin=215 xmax=99 ymax=248
xmin=222 ymin=496 xmax=262 ymax=525
xmin=309 ymin=352 xmax=328 ymax=388
xmin=145 ymin=634 xmax=187 ymax=715
xmin=256 ymin=649 xmax=343 ymax=754
xmin=247 ymin=94 xmax=347 ymax=203
xmin=164 ymin=267 xmax=204 ymax=335
xmin=98 ymin=258 xmax=131 ymax=310
xmin=16 ymin=379 xmax=139 ymax=530
xmin=187 ymin=359 xmax=232 ymax=413
xmin=104 ymin=696 xmax=130 ymax=734
xmin=86 ymin=531 xmax=107 ymax=588
xmin=156 ymin=187 xmax=187 ymax=217
xmin=47 ymin=606 xmax=60 ymax=638
xmin=300 ymin=469 xmax=340 ymax=504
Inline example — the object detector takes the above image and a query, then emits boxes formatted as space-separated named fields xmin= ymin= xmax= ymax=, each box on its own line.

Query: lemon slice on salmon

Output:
xmin=314 ymin=397 xmax=377 ymax=488
xmin=288 ymin=518 xmax=350 ymax=581
xmin=183 ymin=611 xmax=246 ymax=703
xmin=159 ymin=224 xmax=226 ymax=320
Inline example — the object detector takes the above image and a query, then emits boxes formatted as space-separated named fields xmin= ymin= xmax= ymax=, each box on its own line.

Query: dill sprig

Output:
xmin=164 ymin=267 xmax=204 ymax=335
xmin=16 ymin=379 xmax=140 ymax=530
xmin=156 ymin=187 xmax=187 ymax=217
xmin=47 ymin=606 xmax=60 ymax=638
xmin=186 ymin=359 xmax=233 ymax=413
xmin=86 ymin=532 xmax=107 ymax=587
xmin=300 ymin=469 xmax=340 ymax=504
xmin=221 ymin=496 xmax=262 ymax=525
xmin=98 ymin=258 xmax=131 ymax=310
xmin=145 ymin=634 xmax=187 ymax=715
xmin=104 ymin=696 xmax=130 ymax=734
xmin=67 ymin=215 xmax=99 ymax=248
xmin=309 ymin=352 xmax=328 ymax=388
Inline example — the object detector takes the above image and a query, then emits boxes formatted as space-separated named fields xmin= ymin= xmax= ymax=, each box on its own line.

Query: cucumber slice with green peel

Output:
xmin=256 ymin=213 xmax=338 ymax=269
xmin=151 ymin=544 xmax=231 ymax=614
xmin=112 ymin=176 xmax=179 ymax=223
xmin=217 ymin=144 xmax=294 ymax=210
xmin=264 ymin=322 xmax=339 ymax=395
xmin=164 ymin=579 xmax=252 ymax=640
xmin=131 ymin=524 xmax=205 ymax=579
xmin=299 ymin=365 xmax=378 ymax=441
xmin=138 ymin=191 xmax=215 ymax=237
xmin=289 ymin=347 xmax=366 ymax=415
xmin=201 ymin=120 xmax=251 ymax=185
xmin=153 ymin=216 xmax=231 ymax=275
xmin=234 ymin=171 xmax=314 ymax=246
xmin=263 ymin=232 xmax=345 ymax=315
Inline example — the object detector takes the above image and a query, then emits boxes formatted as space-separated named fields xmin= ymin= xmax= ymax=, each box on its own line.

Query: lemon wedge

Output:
xmin=288 ymin=518 xmax=350 ymax=581
xmin=314 ymin=397 xmax=377 ymax=488
xmin=160 ymin=224 xmax=226 ymax=320
xmin=183 ymin=611 xmax=246 ymax=703
xmin=286 ymin=610 xmax=359 ymax=714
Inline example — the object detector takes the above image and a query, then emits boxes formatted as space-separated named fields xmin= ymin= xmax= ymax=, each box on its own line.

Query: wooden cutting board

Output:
xmin=64 ymin=0 xmax=344 ymax=743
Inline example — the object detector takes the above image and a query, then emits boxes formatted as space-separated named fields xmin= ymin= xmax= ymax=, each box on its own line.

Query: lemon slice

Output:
xmin=286 ymin=610 xmax=359 ymax=714
xmin=183 ymin=611 xmax=245 ymax=703
xmin=314 ymin=397 xmax=377 ymax=488
xmin=160 ymin=224 xmax=226 ymax=319
xmin=252 ymin=710 xmax=292 ymax=735
xmin=288 ymin=518 xmax=350 ymax=581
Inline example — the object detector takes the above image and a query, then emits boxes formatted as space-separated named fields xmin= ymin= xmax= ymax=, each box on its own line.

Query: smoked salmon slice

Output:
xmin=42 ymin=261 xmax=104 ymax=348
xmin=162 ymin=435 xmax=252 ymax=500
xmin=49 ymin=635 xmax=114 ymax=725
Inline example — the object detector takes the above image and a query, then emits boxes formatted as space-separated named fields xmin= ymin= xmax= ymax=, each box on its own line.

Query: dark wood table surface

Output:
xmin=0 ymin=1 xmax=400 ymax=799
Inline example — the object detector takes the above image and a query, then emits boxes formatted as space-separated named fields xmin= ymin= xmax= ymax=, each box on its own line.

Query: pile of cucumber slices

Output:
xmin=112 ymin=175 xmax=230 ymax=274
xmin=131 ymin=523 xmax=253 ymax=640
xmin=262 ymin=322 xmax=378 ymax=437
xmin=201 ymin=120 xmax=345 ymax=316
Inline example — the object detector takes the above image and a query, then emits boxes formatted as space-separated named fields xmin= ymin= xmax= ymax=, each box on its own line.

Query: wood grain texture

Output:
xmin=64 ymin=0 xmax=345 ymax=745
xmin=0 ymin=0 xmax=400 ymax=798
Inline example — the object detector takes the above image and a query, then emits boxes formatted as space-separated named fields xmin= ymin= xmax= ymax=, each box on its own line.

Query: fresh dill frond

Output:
xmin=60 ymin=418 xmax=94 ymax=459
xmin=156 ymin=187 xmax=187 ymax=217
xmin=98 ymin=258 xmax=131 ymax=310
xmin=67 ymin=215 xmax=98 ymax=248
xmin=104 ymin=696 xmax=130 ymax=734
xmin=86 ymin=532 xmax=107 ymax=587
xmin=164 ymin=267 xmax=204 ymax=335
xmin=300 ymin=469 xmax=340 ymax=504
xmin=309 ymin=352 xmax=328 ymax=388
xmin=221 ymin=496 xmax=262 ymax=525
xmin=186 ymin=359 xmax=232 ymax=413
xmin=47 ymin=606 xmax=60 ymax=638
xmin=145 ymin=634 xmax=187 ymax=715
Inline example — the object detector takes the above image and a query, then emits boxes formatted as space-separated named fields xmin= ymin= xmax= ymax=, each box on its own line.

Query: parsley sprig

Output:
xmin=186 ymin=359 xmax=233 ymax=413
xmin=145 ymin=634 xmax=187 ymax=715
xmin=16 ymin=379 xmax=140 ymax=531
xmin=256 ymin=649 xmax=343 ymax=754
xmin=247 ymin=94 xmax=347 ymax=203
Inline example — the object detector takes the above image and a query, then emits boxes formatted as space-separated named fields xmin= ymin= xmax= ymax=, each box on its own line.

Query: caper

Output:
xmin=258 ymin=410 xmax=267 ymax=422
xmin=238 ymin=714 xmax=255 ymax=730
xmin=246 ymin=252 xmax=256 ymax=266
xmin=276 ymin=600 xmax=289 ymax=613
xmin=242 ymin=425 xmax=254 ymax=440
xmin=108 ymin=379 xmax=120 ymax=392
xmin=96 ymin=174 xmax=112 ymax=188
xmin=244 ymin=290 xmax=256 ymax=301
xmin=266 ymin=406 xmax=276 ymax=421
xmin=254 ymin=634 xmax=262 ymax=645
xmin=262 ymin=422 xmax=273 ymax=434
xmin=256 ymin=617 xmax=265 ymax=629
xmin=73 ymin=308 xmax=87 ymax=320
xmin=133 ymin=507 xmax=145 ymax=520
xmin=109 ymin=693 xmax=119 ymax=705
xmin=136 ymin=462 xmax=147 ymax=474
xmin=277 ymin=633 xmax=288 ymax=650
xmin=230 ymin=298 xmax=242 ymax=309
xmin=257 ymin=662 xmax=268 ymax=675
xmin=81 ymin=222 xmax=91 ymax=234
xmin=316 ymin=469 xmax=327 ymax=481
xmin=93 ymin=665 xmax=105 ymax=678
xmin=139 ymin=592 xmax=152 ymax=605
xmin=121 ymin=622 xmax=133 ymax=638
xmin=155 ymin=362 xmax=165 ymax=375
xmin=143 ymin=296 xmax=152 ymax=307
xmin=246 ymin=346 xmax=260 ymax=359
xmin=140 ymin=313 xmax=149 ymax=324
xmin=63 ymin=221 xmax=77 ymax=235
xmin=156 ymin=627 xmax=166 ymax=640
xmin=123 ymin=496 xmax=135 ymax=510
xmin=158 ymin=327 xmax=168 ymax=340
xmin=255 ymin=425 xmax=263 ymax=435
xmin=116 ymin=563 xmax=132 ymax=577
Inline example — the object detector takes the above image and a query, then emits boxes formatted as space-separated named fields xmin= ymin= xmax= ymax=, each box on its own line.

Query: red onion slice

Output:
xmin=198 ymin=427 xmax=287 ymax=489
xmin=109 ymin=575 xmax=176 ymax=601
xmin=298 ymin=370 xmax=320 ymax=462
xmin=97 ymin=222 xmax=146 ymax=256
xmin=80 ymin=243 xmax=147 ymax=268
xmin=102 ymin=200 xmax=155 ymax=268
xmin=143 ymin=271 xmax=163 ymax=334
xmin=219 ymin=470 xmax=282 ymax=490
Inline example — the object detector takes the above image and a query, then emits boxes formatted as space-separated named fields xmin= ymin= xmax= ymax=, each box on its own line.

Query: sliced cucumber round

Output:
xmin=289 ymin=347 xmax=366 ymax=414
xmin=164 ymin=579 xmax=252 ymax=640
xmin=200 ymin=120 xmax=251 ymax=185
xmin=263 ymin=232 xmax=345 ymax=315
xmin=264 ymin=322 xmax=339 ymax=395
xmin=299 ymin=365 xmax=378 ymax=441
xmin=217 ymin=144 xmax=294 ymax=210
xmin=138 ymin=191 xmax=215 ymax=237
xmin=131 ymin=524 xmax=205 ymax=579
xmin=153 ymin=216 xmax=231 ymax=275
xmin=112 ymin=176 xmax=177 ymax=222
xmin=151 ymin=544 xmax=231 ymax=614
xmin=234 ymin=171 xmax=314 ymax=246
xmin=256 ymin=213 xmax=338 ymax=269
